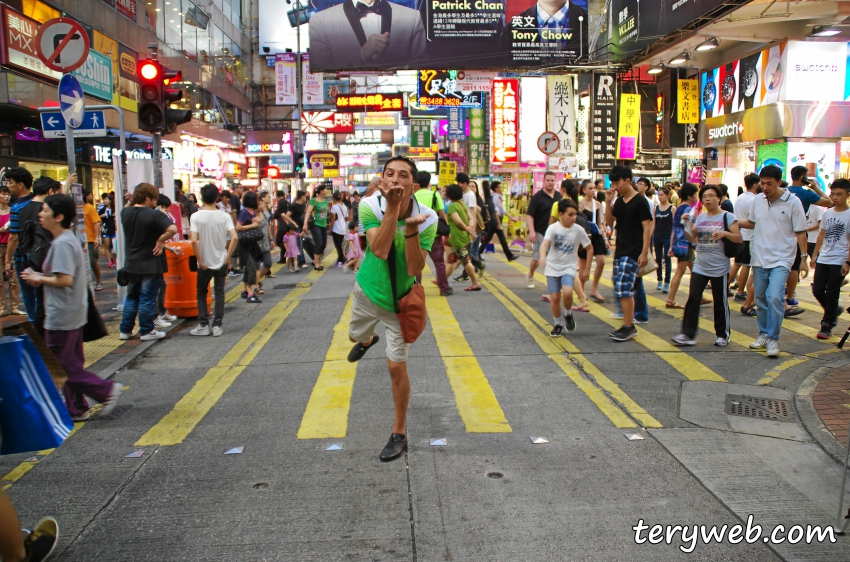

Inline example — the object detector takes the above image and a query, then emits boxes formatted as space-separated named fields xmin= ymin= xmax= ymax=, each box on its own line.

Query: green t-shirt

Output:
xmin=447 ymin=201 xmax=470 ymax=249
xmin=356 ymin=195 xmax=438 ymax=312
xmin=309 ymin=198 xmax=328 ymax=227
xmin=413 ymin=188 xmax=440 ymax=211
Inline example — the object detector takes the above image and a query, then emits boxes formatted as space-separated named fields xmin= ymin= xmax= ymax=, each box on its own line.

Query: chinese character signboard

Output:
xmin=677 ymin=79 xmax=699 ymax=124
xmin=491 ymin=78 xmax=519 ymax=164
xmin=590 ymin=73 xmax=618 ymax=170
xmin=438 ymin=160 xmax=457 ymax=187
xmin=275 ymin=53 xmax=297 ymax=105
xmin=547 ymin=75 xmax=576 ymax=157
xmin=447 ymin=108 xmax=466 ymax=141
xmin=306 ymin=150 xmax=340 ymax=178
xmin=410 ymin=120 xmax=432 ymax=149
xmin=335 ymin=93 xmax=404 ymax=112
xmin=116 ymin=0 xmax=136 ymax=21
xmin=469 ymin=142 xmax=489 ymax=176
xmin=468 ymin=107 xmax=486 ymax=142
xmin=417 ymin=70 xmax=483 ymax=108
xmin=616 ymin=93 xmax=641 ymax=160
xmin=1 ymin=7 xmax=61 ymax=80
xmin=301 ymin=111 xmax=354 ymax=134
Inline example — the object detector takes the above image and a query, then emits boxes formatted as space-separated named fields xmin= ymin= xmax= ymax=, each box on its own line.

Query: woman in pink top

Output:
xmin=0 ymin=185 xmax=24 ymax=316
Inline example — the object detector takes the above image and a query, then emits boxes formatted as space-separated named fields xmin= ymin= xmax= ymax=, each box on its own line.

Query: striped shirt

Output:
xmin=9 ymin=193 xmax=33 ymax=258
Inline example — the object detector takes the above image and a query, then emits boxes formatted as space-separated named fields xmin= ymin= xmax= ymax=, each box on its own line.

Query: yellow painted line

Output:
xmin=496 ymin=255 xmax=727 ymax=382
xmin=297 ymin=296 xmax=357 ymax=439
xmin=424 ymin=271 xmax=511 ymax=433
xmin=758 ymin=356 xmax=810 ymax=385
xmin=481 ymin=275 xmax=661 ymax=429
xmin=225 ymin=261 xmax=285 ymax=304
xmin=1 ymin=425 xmax=81 ymax=491
xmin=136 ymin=256 xmax=331 ymax=446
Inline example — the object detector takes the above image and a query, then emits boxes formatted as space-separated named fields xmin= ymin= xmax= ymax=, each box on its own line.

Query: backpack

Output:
xmin=19 ymin=220 xmax=52 ymax=272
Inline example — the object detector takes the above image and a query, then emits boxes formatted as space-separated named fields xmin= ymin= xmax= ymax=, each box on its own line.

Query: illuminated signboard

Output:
xmin=335 ymin=93 xmax=404 ymax=112
xmin=198 ymin=147 xmax=224 ymax=174
xmin=306 ymin=150 xmax=340 ymax=178
xmin=301 ymin=111 xmax=355 ymax=134
xmin=245 ymin=131 xmax=294 ymax=155
xmin=354 ymin=112 xmax=399 ymax=130
xmin=417 ymin=70 xmax=484 ymax=108
xmin=491 ymin=78 xmax=519 ymax=164
xmin=92 ymin=145 xmax=172 ymax=164
xmin=677 ymin=79 xmax=699 ymax=124
xmin=616 ymin=93 xmax=641 ymax=160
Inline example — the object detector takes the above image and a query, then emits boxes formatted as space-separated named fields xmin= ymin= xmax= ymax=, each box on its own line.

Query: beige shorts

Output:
xmin=349 ymin=282 xmax=408 ymax=363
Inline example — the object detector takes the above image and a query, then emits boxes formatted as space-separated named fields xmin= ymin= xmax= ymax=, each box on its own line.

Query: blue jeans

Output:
xmin=120 ymin=274 xmax=162 ymax=335
xmin=753 ymin=266 xmax=790 ymax=341
xmin=654 ymin=239 xmax=671 ymax=283
xmin=14 ymin=258 xmax=39 ymax=321
xmin=470 ymin=233 xmax=481 ymax=261
xmin=633 ymin=276 xmax=649 ymax=322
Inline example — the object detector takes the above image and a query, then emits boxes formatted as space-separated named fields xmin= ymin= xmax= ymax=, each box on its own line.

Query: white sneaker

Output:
xmin=212 ymin=326 xmax=223 ymax=337
xmin=766 ymin=339 xmax=780 ymax=357
xmin=163 ymin=313 xmax=178 ymax=321
xmin=154 ymin=317 xmax=172 ymax=328
xmin=190 ymin=324 xmax=211 ymax=336
xmin=749 ymin=334 xmax=768 ymax=349
xmin=526 ymin=277 xmax=534 ymax=289
xmin=714 ymin=337 xmax=729 ymax=347
xmin=671 ymin=334 xmax=696 ymax=346
xmin=119 ymin=331 xmax=136 ymax=340
xmin=140 ymin=330 xmax=167 ymax=341
xmin=99 ymin=382 xmax=123 ymax=417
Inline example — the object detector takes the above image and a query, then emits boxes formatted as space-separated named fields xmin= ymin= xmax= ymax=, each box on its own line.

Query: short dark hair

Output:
xmin=295 ymin=190 xmax=306 ymax=200
xmin=313 ymin=184 xmax=327 ymax=196
xmin=446 ymin=184 xmax=463 ymax=201
xmin=332 ymin=191 xmax=341 ymax=201
xmin=544 ymin=171 xmax=556 ymax=178
xmin=637 ymin=177 xmax=651 ymax=187
xmin=417 ymin=170 xmax=431 ymax=188
xmin=174 ymin=179 xmax=183 ymax=190
xmin=658 ymin=186 xmax=671 ymax=196
xmin=201 ymin=184 xmax=219 ymax=204
xmin=790 ymin=165 xmax=808 ymax=182
xmin=700 ymin=184 xmax=723 ymax=201
xmin=5 ymin=167 xmax=32 ymax=188
xmin=275 ymin=190 xmax=285 ymax=198
xmin=744 ymin=173 xmax=761 ymax=190
xmin=491 ymin=181 xmax=502 ymax=191
xmin=157 ymin=194 xmax=172 ymax=208
xmin=679 ymin=182 xmax=699 ymax=201
xmin=831 ymin=178 xmax=850 ymax=192
xmin=44 ymin=194 xmax=75 ymax=229
xmin=719 ymin=183 xmax=729 ymax=197
xmin=455 ymin=172 xmax=470 ymax=184
xmin=242 ymin=190 xmax=258 ymax=209
xmin=759 ymin=165 xmax=783 ymax=181
xmin=133 ymin=183 xmax=158 ymax=204
xmin=609 ymin=166 xmax=633 ymax=182
xmin=383 ymin=156 xmax=418 ymax=179
xmin=32 ymin=177 xmax=56 ymax=196
xmin=557 ymin=198 xmax=578 ymax=214
xmin=347 ymin=220 xmax=357 ymax=230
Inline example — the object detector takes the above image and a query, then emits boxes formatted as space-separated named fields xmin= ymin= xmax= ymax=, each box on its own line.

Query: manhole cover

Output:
xmin=725 ymin=394 xmax=795 ymax=422
xmin=274 ymin=282 xmax=312 ymax=290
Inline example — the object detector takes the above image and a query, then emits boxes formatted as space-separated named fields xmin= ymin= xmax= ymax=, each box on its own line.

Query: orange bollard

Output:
xmin=164 ymin=240 xmax=211 ymax=318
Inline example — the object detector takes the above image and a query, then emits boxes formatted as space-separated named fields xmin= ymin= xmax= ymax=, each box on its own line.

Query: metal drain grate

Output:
xmin=274 ymin=282 xmax=312 ymax=290
xmin=725 ymin=394 xmax=795 ymax=422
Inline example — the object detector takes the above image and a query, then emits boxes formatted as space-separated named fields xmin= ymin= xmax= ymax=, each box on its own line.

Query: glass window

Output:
xmin=212 ymin=25 xmax=224 ymax=79
xmin=164 ymin=0 xmax=182 ymax=51
xmin=182 ymin=2 xmax=198 ymax=62
xmin=196 ymin=18 xmax=211 ymax=68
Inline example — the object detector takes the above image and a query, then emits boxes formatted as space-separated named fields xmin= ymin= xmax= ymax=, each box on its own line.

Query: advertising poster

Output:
xmin=275 ymin=53 xmax=297 ymax=105
xmin=308 ymin=0 xmax=588 ymax=71
xmin=547 ymin=75 xmax=576 ymax=157
xmin=417 ymin=70 xmax=483 ymax=108
xmin=786 ymin=142 xmax=837 ymax=191
xmin=410 ymin=119 xmax=432 ymax=149
xmin=117 ymin=43 xmax=140 ymax=110
xmin=72 ymin=49 xmax=113 ymax=101
xmin=1 ymin=7 xmax=61 ymax=80
xmin=302 ymin=54 xmax=325 ymax=105
xmin=301 ymin=111 xmax=355 ymax=133
xmin=116 ymin=0 xmax=136 ymax=22
xmin=590 ymin=73 xmax=618 ymax=170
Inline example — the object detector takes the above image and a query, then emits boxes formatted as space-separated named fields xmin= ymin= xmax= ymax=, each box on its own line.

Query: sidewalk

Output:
xmin=812 ymin=365 xmax=850 ymax=449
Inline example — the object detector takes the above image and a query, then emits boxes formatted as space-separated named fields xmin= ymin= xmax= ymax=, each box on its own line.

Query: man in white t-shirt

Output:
xmin=189 ymin=184 xmax=238 ymax=336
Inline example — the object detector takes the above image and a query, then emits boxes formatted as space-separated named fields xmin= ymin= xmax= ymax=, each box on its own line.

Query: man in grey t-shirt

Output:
xmin=21 ymin=195 xmax=122 ymax=422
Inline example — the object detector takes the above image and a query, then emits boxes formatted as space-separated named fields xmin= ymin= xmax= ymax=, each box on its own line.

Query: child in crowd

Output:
xmin=538 ymin=199 xmax=592 ymax=336
xmin=283 ymin=228 xmax=300 ymax=273
xmin=344 ymin=220 xmax=363 ymax=273
xmin=810 ymin=178 xmax=850 ymax=339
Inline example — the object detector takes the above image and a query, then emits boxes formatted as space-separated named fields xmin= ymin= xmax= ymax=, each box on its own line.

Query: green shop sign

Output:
xmin=72 ymin=50 xmax=114 ymax=101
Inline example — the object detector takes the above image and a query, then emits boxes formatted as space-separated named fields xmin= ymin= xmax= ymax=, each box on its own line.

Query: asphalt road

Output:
xmin=4 ymin=249 xmax=850 ymax=561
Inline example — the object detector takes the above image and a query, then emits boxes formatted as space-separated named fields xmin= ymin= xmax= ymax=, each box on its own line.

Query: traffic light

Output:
xmin=162 ymin=67 xmax=191 ymax=133
xmin=293 ymin=152 xmax=305 ymax=173
xmin=138 ymin=59 xmax=165 ymax=132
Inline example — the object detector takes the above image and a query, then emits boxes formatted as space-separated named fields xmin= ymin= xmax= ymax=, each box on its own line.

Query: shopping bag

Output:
xmin=0 ymin=335 xmax=74 ymax=455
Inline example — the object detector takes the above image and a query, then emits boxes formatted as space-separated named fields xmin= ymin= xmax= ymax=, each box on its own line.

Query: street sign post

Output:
xmin=311 ymin=160 xmax=324 ymax=179
xmin=58 ymin=74 xmax=85 ymax=128
xmin=40 ymin=110 xmax=106 ymax=138
xmin=36 ymin=18 xmax=90 ymax=73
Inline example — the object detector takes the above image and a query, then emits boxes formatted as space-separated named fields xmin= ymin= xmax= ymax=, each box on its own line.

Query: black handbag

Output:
xmin=237 ymin=225 xmax=263 ymax=243
xmin=722 ymin=212 xmax=743 ymax=259
xmin=433 ymin=192 xmax=450 ymax=237
xmin=82 ymin=288 xmax=108 ymax=342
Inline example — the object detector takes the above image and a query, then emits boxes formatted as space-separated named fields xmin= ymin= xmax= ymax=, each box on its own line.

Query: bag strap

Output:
xmin=387 ymin=241 xmax=400 ymax=314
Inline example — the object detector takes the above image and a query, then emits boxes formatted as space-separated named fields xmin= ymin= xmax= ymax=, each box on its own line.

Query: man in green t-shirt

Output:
xmin=347 ymin=156 xmax=438 ymax=462
xmin=413 ymin=170 xmax=452 ymax=296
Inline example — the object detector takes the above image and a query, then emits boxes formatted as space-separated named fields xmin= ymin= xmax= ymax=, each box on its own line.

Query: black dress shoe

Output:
xmin=507 ymin=254 xmax=518 ymax=261
xmin=347 ymin=334 xmax=380 ymax=363
xmin=379 ymin=433 xmax=407 ymax=462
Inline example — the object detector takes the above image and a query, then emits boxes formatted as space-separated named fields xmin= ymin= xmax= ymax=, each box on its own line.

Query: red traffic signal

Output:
xmin=267 ymin=166 xmax=280 ymax=179
xmin=140 ymin=61 xmax=159 ymax=80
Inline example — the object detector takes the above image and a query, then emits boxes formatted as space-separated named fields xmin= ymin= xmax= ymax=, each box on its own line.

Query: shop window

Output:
xmin=164 ymin=0 xmax=183 ymax=52
xmin=145 ymin=0 xmax=164 ymax=39
xmin=212 ymin=25 xmax=225 ymax=79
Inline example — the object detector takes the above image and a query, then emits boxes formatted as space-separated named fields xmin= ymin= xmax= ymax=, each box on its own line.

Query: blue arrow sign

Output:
xmin=41 ymin=110 xmax=106 ymax=138
xmin=58 ymin=74 xmax=85 ymax=128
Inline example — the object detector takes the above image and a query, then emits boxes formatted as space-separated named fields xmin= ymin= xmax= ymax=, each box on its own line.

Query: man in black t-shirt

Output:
xmin=525 ymin=171 xmax=562 ymax=289
xmin=119 ymin=183 xmax=178 ymax=341
xmin=605 ymin=166 xmax=652 ymax=342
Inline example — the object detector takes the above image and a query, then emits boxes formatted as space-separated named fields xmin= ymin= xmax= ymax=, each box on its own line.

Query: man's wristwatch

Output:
xmin=800 ymin=253 xmax=808 ymax=258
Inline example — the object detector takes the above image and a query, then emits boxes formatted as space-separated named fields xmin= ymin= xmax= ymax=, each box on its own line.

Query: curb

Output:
xmin=795 ymin=359 xmax=850 ymax=464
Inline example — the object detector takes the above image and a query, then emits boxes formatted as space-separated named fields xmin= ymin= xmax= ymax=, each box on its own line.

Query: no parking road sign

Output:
xmin=36 ymin=18 xmax=90 ymax=73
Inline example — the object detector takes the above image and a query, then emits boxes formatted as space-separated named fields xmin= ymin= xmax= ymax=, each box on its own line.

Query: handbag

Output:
xmin=722 ymin=212 xmax=743 ymax=259
xmin=433 ymin=192 xmax=450 ymax=237
xmin=638 ymin=254 xmax=657 ymax=277
xmin=0 ymin=335 xmax=74 ymax=455
xmin=237 ymin=225 xmax=263 ymax=243
xmin=672 ymin=238 xmax=690 ymax=259
xmin=387 ymin=243 xmax=427 ymax=344
xmin=82 ymin=288 xmax=109 ymax=342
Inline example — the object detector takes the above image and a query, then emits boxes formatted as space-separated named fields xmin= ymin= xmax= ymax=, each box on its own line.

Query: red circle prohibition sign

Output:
xmin=36 ymin=18 xmax=91 ymax=73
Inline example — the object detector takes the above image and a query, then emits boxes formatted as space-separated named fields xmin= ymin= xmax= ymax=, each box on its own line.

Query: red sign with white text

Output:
xmin=301 ymin=111 xmax=355 ymax=134
xmin=1 ymin=7 xmax=61 ymax=80
xmin=491 ymin=78 xmax=519 ymax=164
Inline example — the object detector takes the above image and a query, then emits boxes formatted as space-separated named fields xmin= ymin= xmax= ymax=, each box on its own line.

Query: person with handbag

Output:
xmin=413 ymin=171 xmax=452 ymax=296
xmin=235 ymin=191 xmax=264 ymax=304
xmin=665 ymin=183 xmax=700 ymax=310
xmin=671 ymin=185 xmax=742 ymax=348
xmin=346 ymin=156 xmax=437 ymax=462
xmin=21 ymin=195 xmax=122 ymax=422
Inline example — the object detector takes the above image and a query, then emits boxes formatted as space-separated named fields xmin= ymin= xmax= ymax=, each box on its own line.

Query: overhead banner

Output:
xmin=547 ymin=75 xmax=576 ymax=157
xmin=616 ymin=93 xmax=641 ymax=160
xmin=302 ymin=54 xmax=324 ymax=106
xmin=308 ymin=0 xmax=588 ymax=71
xmin=301 ymin=111 xmax=355 ymax=133
xmin=410 ymin=119 xmax=432 ymax=149
xmin=677 ymin=78 xmax=699 ymax=124
xmin=275 ymin=53 xmax=297 ymax=105
xmin=590 ymin=73 xmax=618 ymax=170
xmin=491 ymin=78 xmax=519 ymax=165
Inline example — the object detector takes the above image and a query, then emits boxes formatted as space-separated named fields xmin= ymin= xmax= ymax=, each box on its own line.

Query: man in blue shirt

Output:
xmin=786 ymin=165 xmax=832 ymax=313
xmin=3 ymin=167 xmax=35 ymax=318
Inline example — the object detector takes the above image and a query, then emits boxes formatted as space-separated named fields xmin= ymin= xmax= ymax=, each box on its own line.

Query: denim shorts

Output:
xmin=547 ymin=274 xmax=575 ymax=294
xmin=612 ymin=256 xmax=640 ymax=298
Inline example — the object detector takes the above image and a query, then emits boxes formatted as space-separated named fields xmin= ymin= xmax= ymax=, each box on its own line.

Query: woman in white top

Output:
xmin=329 ymin=191 xmax=349 ymax=267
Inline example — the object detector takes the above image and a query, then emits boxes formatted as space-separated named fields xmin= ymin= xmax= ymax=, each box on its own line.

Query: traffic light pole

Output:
xmin=152 ymin=132 xmax=163 ymax=191
xmin=295 ymin=0 xmax=304 ymax=197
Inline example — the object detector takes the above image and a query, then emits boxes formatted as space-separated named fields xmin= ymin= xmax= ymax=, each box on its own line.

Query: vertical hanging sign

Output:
xmin=410 ymin=119 xmax=432 ymax=149
xmin=547 ymin=75 xmax=576 ymax=157
xmin=590 ymin=73 xmax=618 ymax=170
xmin=616 ymin=93 xmax=641 ymax=160
xmin=491 ymin=78 xmax=519 ymax=164
xmin=275 ymin=53 xmax=297 ymax=105
xmin=677 ymin=78 xmax=699 ymax=124
xmin=447 ymin=108 xmax=466 ymax=140
xmin=468 ymin=106 xmax=486 ymax=142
